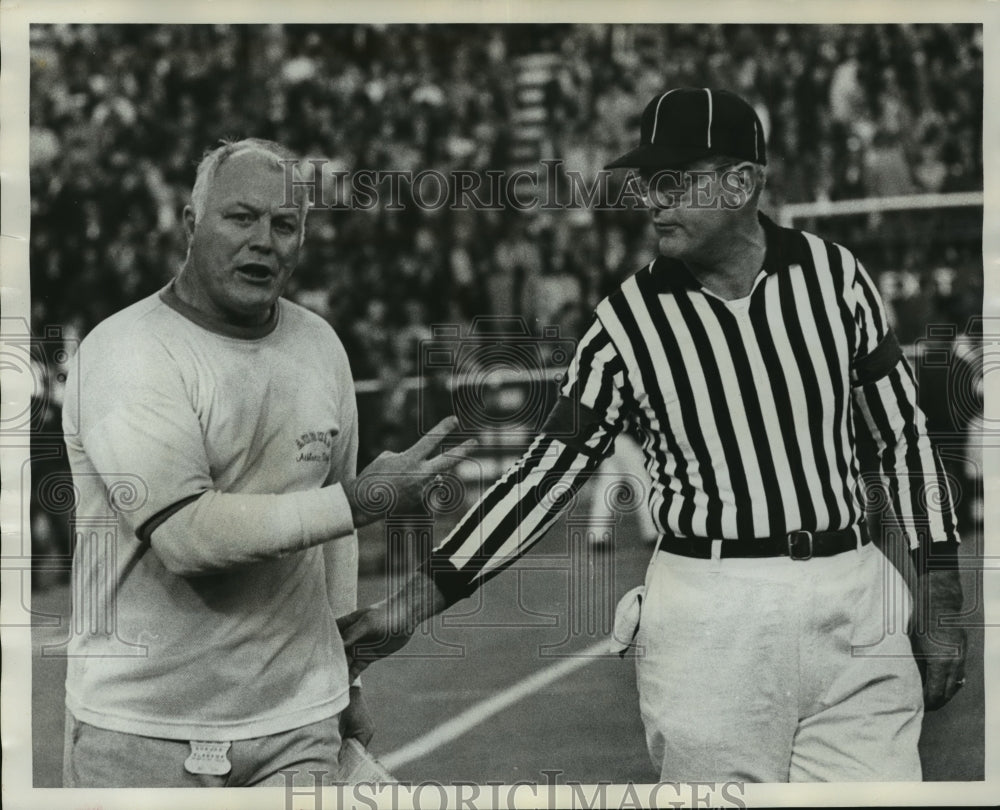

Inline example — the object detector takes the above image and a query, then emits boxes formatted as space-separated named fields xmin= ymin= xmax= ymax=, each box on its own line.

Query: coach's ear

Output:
xmin=182 ymin=205 xmax=197 ymax=244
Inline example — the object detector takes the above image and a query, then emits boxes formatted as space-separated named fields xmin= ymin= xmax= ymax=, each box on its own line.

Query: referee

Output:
xmin=339 ymin=88 xmax=967 ymax=782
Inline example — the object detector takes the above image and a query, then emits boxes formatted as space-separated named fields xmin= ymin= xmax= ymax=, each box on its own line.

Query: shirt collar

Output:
xmin=758 ymin=210 xmax=797 ymax=275
xmin=646 ymin=209 xmax=798 ymax=293
xmin=160 ymin=281 xmax=279 ymax=340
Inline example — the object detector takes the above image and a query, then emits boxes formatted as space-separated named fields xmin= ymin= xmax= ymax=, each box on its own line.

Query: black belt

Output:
xmin=656 ymin=525 xmax=869 ymax=561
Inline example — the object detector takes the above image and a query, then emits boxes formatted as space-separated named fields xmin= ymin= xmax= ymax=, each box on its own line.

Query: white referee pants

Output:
xmin=634 ymin=541 xmax=923 ymax=782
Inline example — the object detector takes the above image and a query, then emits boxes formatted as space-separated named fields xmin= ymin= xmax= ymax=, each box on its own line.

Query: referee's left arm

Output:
xmin=849 ymin=258 xmax=965 ymax=709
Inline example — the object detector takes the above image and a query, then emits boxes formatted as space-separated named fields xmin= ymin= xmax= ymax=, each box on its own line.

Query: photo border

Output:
xmin=2 ymin=1 xmax=996 ymax=807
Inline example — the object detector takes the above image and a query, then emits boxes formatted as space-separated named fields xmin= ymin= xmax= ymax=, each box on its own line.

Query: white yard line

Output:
xmin=380 ymin=639 xmax=610 ymax=771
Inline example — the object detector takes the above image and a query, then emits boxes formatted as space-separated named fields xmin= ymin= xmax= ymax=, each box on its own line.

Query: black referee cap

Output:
xmin=605 ymin=87 xmax=767 ymax=170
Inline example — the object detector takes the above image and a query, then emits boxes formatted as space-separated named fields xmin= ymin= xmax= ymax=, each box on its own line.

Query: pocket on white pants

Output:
xmin=610 ymin=585 xmax=645 ymax=656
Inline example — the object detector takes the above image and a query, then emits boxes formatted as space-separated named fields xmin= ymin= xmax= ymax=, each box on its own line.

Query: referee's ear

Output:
xmin=729 ymin=161 xmax=766 ymax=205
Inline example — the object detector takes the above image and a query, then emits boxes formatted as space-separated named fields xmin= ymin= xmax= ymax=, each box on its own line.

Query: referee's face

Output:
xmin=638 ymin=158 xmax=750 ymax=263
xmin=182 ymin=150 xmax=303 ymax=326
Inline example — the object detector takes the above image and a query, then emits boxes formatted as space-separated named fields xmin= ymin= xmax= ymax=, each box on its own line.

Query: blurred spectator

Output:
xmin=348 ymin=298 xmax=395 ymax=381
xmin=865 ymin=129 xmax=916 ymax=198
xmin=828 ymin=39 xmax=866 ymax=128
xmin=914 ymin=142 xmax=949 ymax=193
xmin=394 ymin=300 xmax=433 ymax=377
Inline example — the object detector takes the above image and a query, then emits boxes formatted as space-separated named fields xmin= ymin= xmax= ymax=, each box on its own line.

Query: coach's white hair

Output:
xmin=189 ymin=138 xmax=310 ymax=243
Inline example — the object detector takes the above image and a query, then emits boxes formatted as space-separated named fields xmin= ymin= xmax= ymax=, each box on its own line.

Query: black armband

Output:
xmin=541 ymin=397 xmax=617 ymax=457
xmin=854 ymin=330 xmax=903 ymax=385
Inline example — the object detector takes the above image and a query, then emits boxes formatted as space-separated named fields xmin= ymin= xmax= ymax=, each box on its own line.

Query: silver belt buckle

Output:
xmin=787 ymin=530 xmax=813 ymax=560
xmin=184 ymin=741 xmax=232 ymax=776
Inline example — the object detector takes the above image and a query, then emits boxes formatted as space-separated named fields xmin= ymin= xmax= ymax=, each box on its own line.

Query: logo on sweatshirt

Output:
xmin=295 ymin=428 xmax=338 ymax=463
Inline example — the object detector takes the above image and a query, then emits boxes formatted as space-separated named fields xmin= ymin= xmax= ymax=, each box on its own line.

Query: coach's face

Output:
xmin=639 ymin=158 xmax=754 ymax=263
xmin=181 ymin=151 xmax=303 ymax=326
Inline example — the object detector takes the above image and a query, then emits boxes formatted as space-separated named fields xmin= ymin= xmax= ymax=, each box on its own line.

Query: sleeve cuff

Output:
xmin=419 ymin=552 xmax=477 ymax=607
xmin=293 ymin=484 xmax=357 ymax=543
xmin=137 ymin=492 xmax=204 ymax=544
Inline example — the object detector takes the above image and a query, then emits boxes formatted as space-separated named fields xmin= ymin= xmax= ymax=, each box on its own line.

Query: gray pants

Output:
xmin=635 ymin=541 xmax=923 ymax=782
xmin=62 ymin=711 xmax=342 ymax=788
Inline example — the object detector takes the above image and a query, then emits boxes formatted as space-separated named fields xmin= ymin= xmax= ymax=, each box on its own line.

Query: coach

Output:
xmin=60 ymin=138 xmax=469 ymax=787
xmin=339 ymin=88 xmax=967 ymax=782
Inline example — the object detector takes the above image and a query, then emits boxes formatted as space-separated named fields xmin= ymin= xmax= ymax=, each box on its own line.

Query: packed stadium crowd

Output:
xmin=30 ymin=23 xmax=982 ymax=365
xmin=24 ymin=22 xmax=984 ymax=584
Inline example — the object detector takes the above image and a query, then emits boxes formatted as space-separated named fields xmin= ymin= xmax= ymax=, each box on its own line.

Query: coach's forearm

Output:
xmin=150 ymin=486 xmax=356 ymax=576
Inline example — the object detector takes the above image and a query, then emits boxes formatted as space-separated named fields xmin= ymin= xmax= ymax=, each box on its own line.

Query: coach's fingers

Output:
xmin=425 ymin=437 xmax=479 ymax=474
xmin=407 ymin=416 xmax=461 ymax=460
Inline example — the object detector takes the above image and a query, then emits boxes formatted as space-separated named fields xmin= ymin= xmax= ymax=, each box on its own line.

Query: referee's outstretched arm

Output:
xmin=338 ymin=316 xmax=628 ymax=679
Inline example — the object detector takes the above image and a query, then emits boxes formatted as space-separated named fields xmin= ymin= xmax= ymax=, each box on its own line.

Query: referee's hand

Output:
xmin=337 ymin=570 xmax=448 ymax=681
xmin=911 ymin=569 xmax=967 ymax=711
xmin=337 ymin=602 xmax=414 ymax=682
xmin=343 ymin=416 xmax=476 ymax=528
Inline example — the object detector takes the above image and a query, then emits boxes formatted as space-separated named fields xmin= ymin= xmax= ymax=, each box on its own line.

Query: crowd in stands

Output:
xmin=30 ymin=23 xmax=983 ymax=369
xmin=25 ymin=22 xmax=985 ymax=584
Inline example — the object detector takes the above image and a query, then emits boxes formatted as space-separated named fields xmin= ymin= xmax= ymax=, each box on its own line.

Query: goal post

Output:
xmin=776 ymin=190 xmax=983 ymax=349
xmin=777 ymin=190 xmax=985 ymax=227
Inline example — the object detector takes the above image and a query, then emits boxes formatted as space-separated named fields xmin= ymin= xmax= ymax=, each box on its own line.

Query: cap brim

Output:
xmin=604 ymin=144 xmax=715 ymax=170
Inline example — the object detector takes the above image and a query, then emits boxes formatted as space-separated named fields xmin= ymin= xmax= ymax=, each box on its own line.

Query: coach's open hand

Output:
xmin=343 ymin=416 xmax=476 ymax=528
xmin=911 ymin=569 xmax=967 ymax=710
xmin=337 ymin=570 xmax=449 ymax=682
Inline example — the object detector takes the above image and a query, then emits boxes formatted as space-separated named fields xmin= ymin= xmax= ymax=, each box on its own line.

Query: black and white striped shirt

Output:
xmin=426 ymin=212 xmax=960 ymax=603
